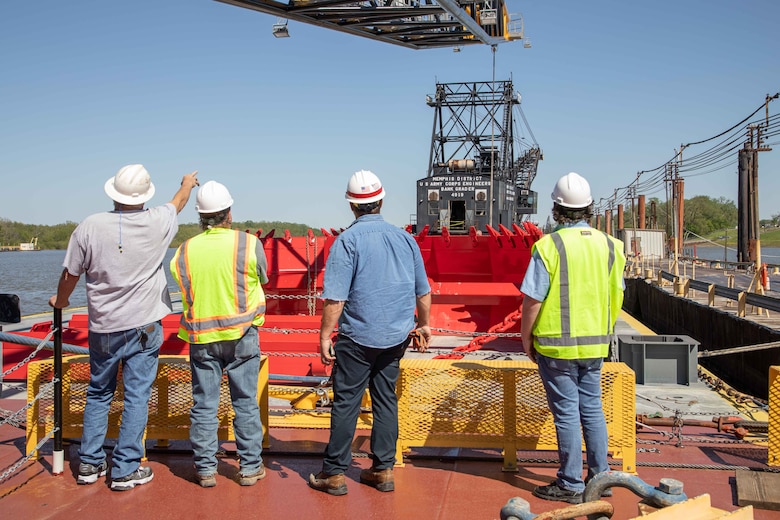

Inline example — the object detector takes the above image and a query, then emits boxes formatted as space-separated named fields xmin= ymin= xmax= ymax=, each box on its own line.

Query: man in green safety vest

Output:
xmin=170 ymin=180 xmax=268 ymax=489
xmin=520 ymin=172 xmax=626 ymax=504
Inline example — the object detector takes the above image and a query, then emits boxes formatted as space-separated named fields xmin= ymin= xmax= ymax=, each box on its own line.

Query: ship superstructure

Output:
xmin=416 ymin=79 xmax=541 ymax=233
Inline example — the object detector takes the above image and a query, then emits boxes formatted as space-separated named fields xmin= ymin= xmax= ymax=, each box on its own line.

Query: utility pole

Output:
xmin=629 ymin=184 xmax=637 ymax=260
xmin=669 ymin=160 xmax=681 ymax=279
xmin=737 ymin=93 xmax=778 ymax=295
xmin=676 ymin=144 xmax=686 ymax=259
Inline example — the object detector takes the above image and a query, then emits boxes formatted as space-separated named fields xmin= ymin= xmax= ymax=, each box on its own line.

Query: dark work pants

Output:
xmin=322 ymin=335 xmax=409 ymax=474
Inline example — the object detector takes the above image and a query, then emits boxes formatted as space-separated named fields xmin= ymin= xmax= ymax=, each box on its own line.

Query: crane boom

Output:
xmin=215 ymin=0 xmax=527 ymax=50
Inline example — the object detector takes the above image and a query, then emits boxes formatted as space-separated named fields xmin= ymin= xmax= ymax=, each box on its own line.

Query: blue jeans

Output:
xmin=536 ymin=355 xmax=609 ymax=493
xmin=189 ymin=326 xmax=263 ymax=476
xmin=322 ymin=335 xmax=408 ymax=475
xmin=79 ymin=321 xmax=162 ymax=479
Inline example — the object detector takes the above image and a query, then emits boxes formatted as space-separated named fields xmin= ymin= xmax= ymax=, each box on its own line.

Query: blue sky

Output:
xmin=2 ymin=0 xmax=779 ymax=230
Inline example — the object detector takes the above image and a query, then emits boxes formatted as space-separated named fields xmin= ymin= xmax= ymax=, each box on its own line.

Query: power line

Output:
xmin=594 ymin=95 xmax=779 ymax=212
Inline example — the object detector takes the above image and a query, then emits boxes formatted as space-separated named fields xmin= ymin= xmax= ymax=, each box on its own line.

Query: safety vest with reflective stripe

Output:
xmin=531 ymin=226 xmax=626 ymax=360
xmin=170 ymin=228 xmax=266 ymax=344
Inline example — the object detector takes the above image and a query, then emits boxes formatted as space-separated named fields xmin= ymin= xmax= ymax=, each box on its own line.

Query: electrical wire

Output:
xmin=594 ymin=97 xmax=780 ymax=212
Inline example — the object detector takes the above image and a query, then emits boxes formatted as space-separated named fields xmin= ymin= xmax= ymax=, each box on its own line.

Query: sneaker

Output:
xmin=77 ymin=460 xmax=107 ymax=485
xmin=532 ymin=481 xmax=583 ymax=504
xmin=196 ymin=473 xmax=217 ymax=488
xmin=308 ymin=472 xmax=348 ymax=496
xmin=110 ymin=466 xmax=154 ymax=491
xmin=238 ymin=465 xmax=266 ymax=486
xmin=359 ymin=467 xmax=394 ymax=492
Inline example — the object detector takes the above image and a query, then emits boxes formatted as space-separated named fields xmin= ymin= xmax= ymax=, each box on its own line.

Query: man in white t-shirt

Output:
xmin=50 ymin=164 xmax=198 ymax=491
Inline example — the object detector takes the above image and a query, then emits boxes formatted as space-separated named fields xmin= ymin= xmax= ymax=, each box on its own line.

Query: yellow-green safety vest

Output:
xmin=170 ymin=228 xmax=266 ymax=344
xmin=531 ymin=226 xmax=626 ymax=359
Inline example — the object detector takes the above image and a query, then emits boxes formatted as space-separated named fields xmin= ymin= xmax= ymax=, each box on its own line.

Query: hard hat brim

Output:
xmin=345 ymin=189 xmax=385 ymax=204
xmin=552 ymin=197 xmax=593 ymax=209
xmin=104 ymin=176 xmax=155 ymax=205
xmin=196 ymin=201 xmax=233 ymax=214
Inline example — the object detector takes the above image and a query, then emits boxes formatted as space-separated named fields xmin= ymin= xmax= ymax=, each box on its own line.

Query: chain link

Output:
xmin=264 ymin=327 xmax=321 ymax=335
xmin=0 ymin=403 xmax=32 ymax=429
xmin=432 ymin=306 xmax=524 ymax=359
xmin=698 ymin=368 xmax=768 ymax=409
xmin=0 ymin=380 xmax=58 ymax=483
xmin=0 ymin=407 xmax=25 ymax=429
xmin=431 ymin=327 xmax=524 ymax=338
xmin=0 ymin=428 xmax=58 ymax=483
xmin=306 ymin=237 xmax=318 ymax=316
xmin=265 ymin=294 xmax=320 ymax=300
xmin=1 ymin=329 xmax=56 ymax=378
xmin=638 ymin=434 xmax=751 ymax=446
xmin=265 ymin=351 xmax=320 ymax=358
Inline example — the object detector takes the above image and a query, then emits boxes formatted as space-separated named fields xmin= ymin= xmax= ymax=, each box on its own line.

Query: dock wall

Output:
xmin=623 ymin=277 xmax=780 ymax=399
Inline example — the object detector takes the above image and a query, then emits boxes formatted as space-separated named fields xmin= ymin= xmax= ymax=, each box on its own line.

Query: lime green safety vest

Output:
xmin=531 ymin=226 xmax=626 ymax=359
xmin=170 ymin=228 xmax=266 ymax=344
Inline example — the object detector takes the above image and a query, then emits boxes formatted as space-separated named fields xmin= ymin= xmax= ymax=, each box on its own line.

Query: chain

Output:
xmin=265 ymin=294 xmax=320 ymax=300
xmin=638 ymin=434 xmax=751 ymax=446
xmin=0 ymin=380 xmax=59 ymax=483
xmin=264 ymin=327 xmax=321 ymax=334
xmin=671 ymin=410 xmax=684 ymax=447
xmin=0 ymin=402 xmax=33 ymax=430
xmin=431 ymin=327 xmax=524 ymax=338
xmin=306 ymin=235 xmax=318 ymax=316
xmin=426 ymin=348 xmax=524 ymax=359
xmin=1 ymin=329 xmax=56 ymax=378
xmin=269 ymin=384 xmax=332 ymax=407
xmin=0 ymin=428 xmax=58 ymax=484
xmin=0 ymin=408 xmax=25 ymax=429
xmin=265 ymin=352 xmax=320 ymax=358
xmin=433 ymin=306 xmax=524 ymax=359
xmin=698 ymin=368 xmax=768 ymax=409
xmin=458 ymin=307 xmax=521 ymax=350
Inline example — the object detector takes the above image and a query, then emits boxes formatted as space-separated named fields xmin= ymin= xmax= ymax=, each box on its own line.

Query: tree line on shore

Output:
xmin=0 ymin=219 xmax=319 ymax=250
xmin=618 ymin=195 xmax=780 ymax=245
xmin=3 ymin=195 xmax=779 ymax=250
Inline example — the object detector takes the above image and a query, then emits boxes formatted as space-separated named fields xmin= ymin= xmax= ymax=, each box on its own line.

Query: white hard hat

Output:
xmin=196 ymin=181 xmax=234 ymax=213
xmin=104 ymin=164 xmax=155 ymax=205
xmin=551 ymin=172 xmax=593 ymax=208
xmin=345 ymin=170 xmax=385 ymax=204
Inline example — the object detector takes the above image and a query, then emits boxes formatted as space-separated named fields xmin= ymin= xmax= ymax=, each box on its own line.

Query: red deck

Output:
xmin=1 ymin=394 xmax=775 ymax=519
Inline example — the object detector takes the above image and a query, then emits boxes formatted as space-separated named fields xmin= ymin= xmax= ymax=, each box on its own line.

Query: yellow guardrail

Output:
xmin=770 ymin=366 xmax=780 ymax=466
xmin=26 ymin=355 xmax=270 ymax=457
xmin=26 ymin=356 xmax=637 ymax=472
xmin=397 ymin=359 xmax=637 ymax=473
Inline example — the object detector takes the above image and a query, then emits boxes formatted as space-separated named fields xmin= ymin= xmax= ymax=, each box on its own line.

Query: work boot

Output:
xmin=196 ymin=473 xmax=217 ymax=488
xmin=532 ymin=481 xmax=583 ymax=504
xmin=359 ymin=467 xmax=394 ymax=492
xmin=238 ymin=464 xmax=266 ymax=486
xmin=308 ymin=472 xmax=348 ymax=496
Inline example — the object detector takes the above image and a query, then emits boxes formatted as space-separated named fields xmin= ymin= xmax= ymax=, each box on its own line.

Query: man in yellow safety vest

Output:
xmin=170 ymin=180 xmax=268 ymax=488
xmin=520 ymin=172 xmax=626 ymax=504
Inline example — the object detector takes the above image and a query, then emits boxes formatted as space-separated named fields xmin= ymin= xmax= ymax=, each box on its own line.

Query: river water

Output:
xmin=689 ymin=245 xmax=780 ymax=265
xmin=0 ymin=249 xmax=179 ymax=317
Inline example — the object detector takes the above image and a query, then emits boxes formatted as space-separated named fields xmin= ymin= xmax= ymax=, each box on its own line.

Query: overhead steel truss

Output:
xmin=426 ymin=80 xmax=540 ymax=190
xmin=215 ymin=0 xmax=526 ymax=50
